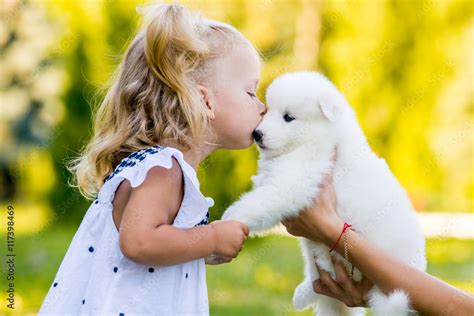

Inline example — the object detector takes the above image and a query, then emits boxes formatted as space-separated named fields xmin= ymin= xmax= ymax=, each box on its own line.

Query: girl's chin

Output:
xmin=221 ymin=134 xmax=255 ymax=150
xmin=220 ymin=142 xmax=248 ymax=150
xmin=234 ymin=138 xmax=254 ymax=150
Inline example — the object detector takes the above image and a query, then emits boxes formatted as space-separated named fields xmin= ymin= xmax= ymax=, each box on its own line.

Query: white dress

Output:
xmin=39 ymin=145 xmax=214 ymax=316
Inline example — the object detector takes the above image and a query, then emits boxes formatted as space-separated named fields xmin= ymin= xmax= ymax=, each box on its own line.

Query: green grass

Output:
xmin=207 ymin=236 xmax=312 ymax=316
xmin=1 ymin=226 xmax=473 ymax=315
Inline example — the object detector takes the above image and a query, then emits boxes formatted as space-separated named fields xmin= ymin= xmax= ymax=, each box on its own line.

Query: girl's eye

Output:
xmin=283 ymin=113 xmax=295 ymax=122
xmin=247 ymin=92 xmax=257 ymax=98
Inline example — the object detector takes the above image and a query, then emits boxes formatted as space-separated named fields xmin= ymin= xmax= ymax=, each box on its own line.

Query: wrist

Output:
xmin=320 ymin=213 xmax=345 ymax=246
xmin=208 ymin=224 xmax=219 ymax=254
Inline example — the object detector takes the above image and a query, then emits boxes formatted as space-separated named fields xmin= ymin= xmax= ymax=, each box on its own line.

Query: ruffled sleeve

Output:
xmin=96 ymin=146 xmax=213 ymax=228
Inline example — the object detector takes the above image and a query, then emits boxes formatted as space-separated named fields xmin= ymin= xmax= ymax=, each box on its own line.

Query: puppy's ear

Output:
xmin=318 ymin=91 xmax=344 ymax=122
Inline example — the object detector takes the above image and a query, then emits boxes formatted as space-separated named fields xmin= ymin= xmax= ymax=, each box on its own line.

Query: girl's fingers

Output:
xmin=205 ymin=255 xmax=233 ymax=265
xmin=331 ymin=258 xmax=365 ymax=306
xmin=220 ymin=257 xmax=232 ymax=264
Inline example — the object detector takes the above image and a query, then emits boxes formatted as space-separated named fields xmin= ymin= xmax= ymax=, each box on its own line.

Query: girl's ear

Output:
xmin=198 ymin=84 xmax=215 ymax=120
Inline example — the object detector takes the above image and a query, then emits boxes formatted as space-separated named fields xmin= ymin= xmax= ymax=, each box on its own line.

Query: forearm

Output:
xmin=325 ymin=223 xmax=474 ymax=315
xmin=129 ymin=224 xmax=216 ymax=266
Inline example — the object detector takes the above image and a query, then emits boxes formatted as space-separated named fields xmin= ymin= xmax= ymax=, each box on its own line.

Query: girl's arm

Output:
xmin=121 ymin=221 xmax=248 ymax=266
xmin=282 ymin=174 xmax=474 ymax=315
xmin=118 ymin=158 xmax=249 ymax=266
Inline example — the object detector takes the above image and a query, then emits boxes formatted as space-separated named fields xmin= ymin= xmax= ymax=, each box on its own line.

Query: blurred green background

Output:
xmin=0 ymin=0 xmax=472 ymax=314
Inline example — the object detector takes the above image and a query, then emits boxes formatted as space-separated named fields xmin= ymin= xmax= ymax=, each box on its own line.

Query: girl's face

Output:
xmin=205 ymin=44 xmax=267 ymax=149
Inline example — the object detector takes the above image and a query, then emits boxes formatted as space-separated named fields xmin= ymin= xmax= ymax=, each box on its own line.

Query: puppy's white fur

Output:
xmin=222 ymin=71 xmax=426 ymax=316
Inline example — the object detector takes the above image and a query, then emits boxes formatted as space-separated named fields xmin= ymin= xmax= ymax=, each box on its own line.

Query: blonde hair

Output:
xmin=68 ymin=2 xmax=255 ymax=200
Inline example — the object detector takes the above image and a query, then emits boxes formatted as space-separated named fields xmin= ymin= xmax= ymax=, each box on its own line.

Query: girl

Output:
xmin=39 ymin=3 xmax=266 ymax=315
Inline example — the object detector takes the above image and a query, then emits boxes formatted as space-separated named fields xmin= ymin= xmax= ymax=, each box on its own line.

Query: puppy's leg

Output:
xmin=222 ymin=169 xmax=323 ymax=232
xmin=221 ymin=184 xmax=293 ymax=232
xmin=293 ymin=239 xmax=320 ymax=310
xmin=315 ymin=296 xmax=365 ymax=316
xmin=293 ymin=239 xmax=333 ymax=310
xmin=222 ymin=155 xmax=333 ymax=233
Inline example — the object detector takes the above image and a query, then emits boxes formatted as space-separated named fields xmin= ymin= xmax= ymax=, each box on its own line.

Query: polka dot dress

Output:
xmin=39 ymin=146 xmax=214 ymax=316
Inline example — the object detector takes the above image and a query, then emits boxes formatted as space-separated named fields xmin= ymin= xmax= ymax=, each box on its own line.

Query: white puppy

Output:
xmin=222 ymin=71 xmax=426 ymax=316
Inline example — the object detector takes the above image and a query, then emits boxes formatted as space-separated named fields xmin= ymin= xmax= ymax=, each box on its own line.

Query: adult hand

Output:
xmin=314 ymin=257 xmax=373 ymax=307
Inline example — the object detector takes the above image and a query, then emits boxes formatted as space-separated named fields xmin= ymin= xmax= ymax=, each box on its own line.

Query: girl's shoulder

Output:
xmin=95 ymin=144 xmax=213 ymax=228
xmin=104 ymin=145 xmax=198 ymax=187
xmin=96 ymin=145 xmax=209 ymax=205
xmin=103 ymin=145 xmax=167 ymax=183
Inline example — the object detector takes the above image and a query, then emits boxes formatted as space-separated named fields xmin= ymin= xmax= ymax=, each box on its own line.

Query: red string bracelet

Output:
xmin=329 ymin=223 xmax=352 ymax=253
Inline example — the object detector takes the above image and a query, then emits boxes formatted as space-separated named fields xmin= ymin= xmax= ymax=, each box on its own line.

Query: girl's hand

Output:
xmin=209 ymin=220 xmax=249 ymax=258
xmin=314 ymin=257 xmax=373 ymax=308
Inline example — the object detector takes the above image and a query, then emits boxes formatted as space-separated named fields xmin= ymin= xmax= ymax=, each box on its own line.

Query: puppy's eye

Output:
xmin=283 ymin=113 xmax=295 ymax=122
xmin=247 ymin=92 xmax=257 ymax=98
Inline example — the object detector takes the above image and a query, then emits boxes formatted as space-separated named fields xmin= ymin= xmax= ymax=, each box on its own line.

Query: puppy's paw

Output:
xmin=293 ymin=280 xmax=317 ymax=311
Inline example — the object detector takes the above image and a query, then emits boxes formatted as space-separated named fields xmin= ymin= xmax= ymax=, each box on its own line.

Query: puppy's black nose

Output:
xmin=253 ymin=130 xmax=263 ymax=142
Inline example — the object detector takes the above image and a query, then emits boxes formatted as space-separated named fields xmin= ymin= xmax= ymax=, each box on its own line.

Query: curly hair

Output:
xmin=67 ymin=2 xmax=256 ymax=200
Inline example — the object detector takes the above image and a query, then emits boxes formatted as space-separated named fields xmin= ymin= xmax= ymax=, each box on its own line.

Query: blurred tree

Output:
xmin=1 ymin=1 xmax=472 ymax=314
xmin=1 ymin=0 xmax=472 ymax=235
xmin=0 ymin=0 xmax=65 ymax=233
xmin=318 ymin=0 xmax=473 ymax=211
